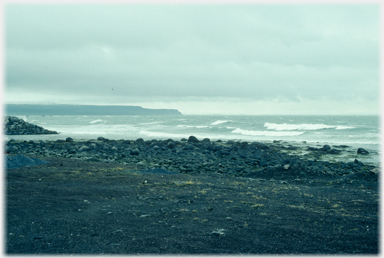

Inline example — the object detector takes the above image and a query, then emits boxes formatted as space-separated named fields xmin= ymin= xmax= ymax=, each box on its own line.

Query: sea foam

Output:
xmin=232 ymin=128 xmax=304 ymax=137
xmin=211 ymin=120 xmax=232 ymax=125
xmin=177 ymin=125 xmax=209 ymax=129
xmin=90 ymin=119 xmax=104 ymax=124
xmin=264 ymin=122 xmax=354 ymax=131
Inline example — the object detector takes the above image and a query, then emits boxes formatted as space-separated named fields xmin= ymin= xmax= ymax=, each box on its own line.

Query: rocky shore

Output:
xmin=5 ymin=135 xmax=379 ymax=183
xmin=4 ymin=116 xmax=58 ymax=135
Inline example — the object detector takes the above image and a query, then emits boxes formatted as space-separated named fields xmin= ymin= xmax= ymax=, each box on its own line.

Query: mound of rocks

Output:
xmin=5 ymin=136 xmax=378 ymax=182
xmin=4 ymin=116 xmax=58 ymax=135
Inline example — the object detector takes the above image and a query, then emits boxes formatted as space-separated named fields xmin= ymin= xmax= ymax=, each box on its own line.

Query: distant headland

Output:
xmin=5 ymin=104 xmax=182 ymax=116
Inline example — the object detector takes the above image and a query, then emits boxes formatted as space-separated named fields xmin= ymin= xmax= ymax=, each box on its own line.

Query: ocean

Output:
xmin=5 ymin=115 xmax=381 ymax=166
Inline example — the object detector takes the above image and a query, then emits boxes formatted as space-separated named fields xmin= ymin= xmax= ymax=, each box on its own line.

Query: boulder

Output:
xmin=188 ymin=136 xmax=199 ymax=143
xmin=320 ymin=145 xmax=331 ymax=151
xmin=130 ymin=148 xmax=140 ymax=155
xmin=357 ymin=148 xmax=369 ymax=155
xmin=78 ymin=145 xmax=90 ymax=152
xmin=66 ymin=137 xmax=74 ymax=142
xmin=201 ymin=138 xmax=211 ymax=144
xmin=327 ymin=148 xmax=341 ymax=154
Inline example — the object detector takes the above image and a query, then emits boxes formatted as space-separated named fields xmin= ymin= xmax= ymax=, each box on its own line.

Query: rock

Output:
xmin=78 ymin=145 xmax=90 ymax=152
xmin=167 ymin=141 xmax=176 ymax=149
xmin=135 ymin=138 xmax=145 ymax=144
xmin=370 ymin=167 xmax=380 ymax=175
xmin=201 ymin=138 xmax=211 ymax=144
xmin=283 ymin=164 xmax=290 ymax=170
xmin=321 ymin=145 xmax=331 ymax=151
xmin=188 ymin=136 xmax=199 ymax=143
xmin=4 ymin=116 xmax=58 ymax=135
xmin=130 ymin=148 xmax=140 ymax=155
xmin=354 ymin=159 xmax=364 ymax=166
xmin=333 ymin=145 xmax=349 ymax=148
xmin=66 ymin=137 xmax=74 ymax=142
xmin=136 ymin=161 xmax=146 ymax=168
xmin=357 ymin=148 xmax=369 ymax=155
xmin=327 ymin=148 xmax=341 ymax=154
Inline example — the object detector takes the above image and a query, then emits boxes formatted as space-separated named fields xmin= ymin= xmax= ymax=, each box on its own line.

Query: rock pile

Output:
xmin=5 ymin=135 xmax=378 ymax=181
xmin=4 ymin=116 xmax=58 ymax=135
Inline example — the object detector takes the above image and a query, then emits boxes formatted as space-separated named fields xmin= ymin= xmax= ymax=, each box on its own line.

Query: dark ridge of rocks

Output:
xmin=4 ymin=116 xmax=58 ymax=135
xmin=5 ymin=135 xmax=379 ymax=183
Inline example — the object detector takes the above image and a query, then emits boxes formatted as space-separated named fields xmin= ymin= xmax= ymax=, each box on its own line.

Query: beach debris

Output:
xmin=210 ymin=228 xmax=226 ymax=236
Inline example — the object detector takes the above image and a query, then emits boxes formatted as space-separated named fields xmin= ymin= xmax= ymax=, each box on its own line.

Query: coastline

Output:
xmin=5 ymin=120 xmax=379 ymax=254
xmin=5 ymin=136 xmax=379 ymax=175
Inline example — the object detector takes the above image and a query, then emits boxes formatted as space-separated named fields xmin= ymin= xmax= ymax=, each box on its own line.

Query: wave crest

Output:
xmin=211 ymin=120 xmax=232 ymax=125
xmin=264 ymin=122 xmax=354 ymax=131
xmin=232 ymin=128 xmax=304 ymax=137
xmin=90 ymin=119 xmax=104 ymax=124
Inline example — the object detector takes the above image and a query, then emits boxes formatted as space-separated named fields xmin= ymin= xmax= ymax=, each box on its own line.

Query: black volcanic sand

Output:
xmin=6 ymin=156 xmax=378 ymax=254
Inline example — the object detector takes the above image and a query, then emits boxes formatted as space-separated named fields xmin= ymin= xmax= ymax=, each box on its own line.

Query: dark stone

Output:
xmin=167 ymin=142 xmax=176 ymax=149
xmin=321 ymin=145 xmax=331 ymax=151
xmin=188 ymin=136 xmax=199 ymax=143
xmin=357 ymin=148 xmax=369 ymax=155
xmin=201 ymin=138 xmax=211 ymax=144
xmin=136 ymin=138 xmax=145 ymax=144
xmin=66 ymin=137 xmax=74 ymax=142
xmin=327 ymin=148 xmax=341 ymax=154
xmin=130 ymin=148 xmax=140 ymax=155
xmin=354 ymin=159 xmax=364 ymax=166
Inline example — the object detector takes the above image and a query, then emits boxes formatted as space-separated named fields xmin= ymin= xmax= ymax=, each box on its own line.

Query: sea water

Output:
xmin=5 ymin=115 xmax=381 ymax=166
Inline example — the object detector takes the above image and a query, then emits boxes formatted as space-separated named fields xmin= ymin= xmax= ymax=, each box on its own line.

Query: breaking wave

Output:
xmin=231 ymin=128 xmax=304 ymax=137
xmin=177 ymin=125 xmax=209 ymax=129
xmin=264 ymin=122 xmax=355 ymax=131
xmin=211 ymin=120 xmax=232 ymax=125
xmin=90 ymin=119 xmax=104 ymax=124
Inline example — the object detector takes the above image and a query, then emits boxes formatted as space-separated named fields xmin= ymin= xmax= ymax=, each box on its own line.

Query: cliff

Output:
xmin=5 ymin=104 xmax=182 ymax=116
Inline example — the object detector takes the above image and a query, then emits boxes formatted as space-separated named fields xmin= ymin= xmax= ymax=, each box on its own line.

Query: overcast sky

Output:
xmin=4 ymin=3 xmax=380 ymax=115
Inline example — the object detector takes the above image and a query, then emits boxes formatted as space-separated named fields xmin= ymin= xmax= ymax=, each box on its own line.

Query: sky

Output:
xmin=4 ymin=3 xmax=380 ymax=115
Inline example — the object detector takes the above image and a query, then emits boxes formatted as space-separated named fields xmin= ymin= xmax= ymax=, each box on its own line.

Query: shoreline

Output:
xmin=5 ymin=136 xmax=379 ymax=179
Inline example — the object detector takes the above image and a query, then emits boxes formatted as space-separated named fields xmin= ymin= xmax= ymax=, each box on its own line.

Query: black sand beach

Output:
xmin=5 ymin=149 xmax=379 ymax=254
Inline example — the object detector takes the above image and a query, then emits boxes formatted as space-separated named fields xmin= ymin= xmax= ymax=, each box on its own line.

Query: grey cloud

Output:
xmin=5 ymin=4 xmax=379 ymax=108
